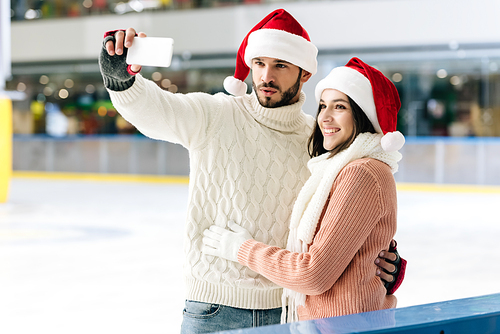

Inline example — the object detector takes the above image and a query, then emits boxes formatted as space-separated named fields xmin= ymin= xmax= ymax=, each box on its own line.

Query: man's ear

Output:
xmin=301 ymin=70 xmax=313 ymax=83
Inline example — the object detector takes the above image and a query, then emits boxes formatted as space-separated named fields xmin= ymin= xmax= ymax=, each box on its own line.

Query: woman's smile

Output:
xmin=318 ymin=89 xmax=354 ymax=151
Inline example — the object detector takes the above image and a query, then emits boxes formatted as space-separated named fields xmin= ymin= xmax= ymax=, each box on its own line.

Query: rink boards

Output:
xmin=221 ymin=293 xmax=500 ymax=334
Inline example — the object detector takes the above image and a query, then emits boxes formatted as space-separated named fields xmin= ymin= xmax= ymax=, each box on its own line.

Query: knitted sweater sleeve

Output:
xmin=109 ymin=75 xmax=224 ymax=149
xmin=237 ymin=160 xmax=389 ymax=296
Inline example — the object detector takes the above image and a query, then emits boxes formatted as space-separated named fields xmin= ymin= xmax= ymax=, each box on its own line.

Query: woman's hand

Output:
xmin=202 ymin=221 xmax=253 ymax=262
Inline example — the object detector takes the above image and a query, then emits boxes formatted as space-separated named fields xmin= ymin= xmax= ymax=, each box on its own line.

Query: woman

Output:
xmin=202 ymin=57 xmax=405 ymax=322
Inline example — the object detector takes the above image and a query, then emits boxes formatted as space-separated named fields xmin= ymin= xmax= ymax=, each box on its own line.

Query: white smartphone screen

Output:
xmin=126 ymin=37 xmax=174 ymax=68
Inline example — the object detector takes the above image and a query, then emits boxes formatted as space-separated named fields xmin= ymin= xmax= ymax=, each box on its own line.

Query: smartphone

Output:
xmin=126 ymin=37 xmax=174 ymax=68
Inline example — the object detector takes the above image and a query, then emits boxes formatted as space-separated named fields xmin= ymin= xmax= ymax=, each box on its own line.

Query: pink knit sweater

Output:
xmin=237 ymin=158 xmax=398 ymax=320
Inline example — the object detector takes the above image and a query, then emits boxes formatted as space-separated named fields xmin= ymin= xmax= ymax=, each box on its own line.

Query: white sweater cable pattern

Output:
xmin=108 ymin=74 xmax=315 ymax=309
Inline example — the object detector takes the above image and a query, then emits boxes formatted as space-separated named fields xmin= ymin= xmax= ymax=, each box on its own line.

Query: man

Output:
xmin=99 ymin=9 xmax=405 ymax=333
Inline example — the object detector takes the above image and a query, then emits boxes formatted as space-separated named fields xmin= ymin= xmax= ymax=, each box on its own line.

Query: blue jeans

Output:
xmin=180 ymin=300 xmax=282 ymax=334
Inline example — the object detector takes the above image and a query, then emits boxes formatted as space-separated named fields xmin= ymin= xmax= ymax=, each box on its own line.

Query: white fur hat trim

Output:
xmin=244 ymin=29 xmax=318 ymax=75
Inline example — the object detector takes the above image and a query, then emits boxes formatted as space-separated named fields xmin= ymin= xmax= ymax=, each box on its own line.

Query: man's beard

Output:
xmin=253 ymin=70 xmax=302 ymax=108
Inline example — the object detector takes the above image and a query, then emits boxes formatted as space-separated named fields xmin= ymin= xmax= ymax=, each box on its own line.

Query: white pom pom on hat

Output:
xmin=223 ymin=9 xmax=318 ymax=96
xmin=223 ymin=76 xmax=247 ymax=97
xmin=380 ymin=131 xmax=405 ymax=152
xmin=315 ymin=57 xmax=405 ymax=152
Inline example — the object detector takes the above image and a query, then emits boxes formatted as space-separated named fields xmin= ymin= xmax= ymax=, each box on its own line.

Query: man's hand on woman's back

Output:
xmin=375 ymin=239 xmax=407 ymax=294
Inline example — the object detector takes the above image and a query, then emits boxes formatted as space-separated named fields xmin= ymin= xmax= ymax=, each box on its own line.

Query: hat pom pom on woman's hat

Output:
xmin=224 ymin=76 xmax=247 ymax=96
xmin=381 ymin=131 xmax=405 ymax=152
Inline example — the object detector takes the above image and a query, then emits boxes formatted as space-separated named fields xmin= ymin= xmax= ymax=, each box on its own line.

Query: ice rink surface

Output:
xmin=1 ymin=177 xmax=500 ymax=334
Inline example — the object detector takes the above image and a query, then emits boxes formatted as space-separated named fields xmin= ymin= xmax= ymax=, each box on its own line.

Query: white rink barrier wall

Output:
xmin=13 ymin=135 xmax=189 ymax=177
xmin=12 ymin=135 xmax=500 ymax=185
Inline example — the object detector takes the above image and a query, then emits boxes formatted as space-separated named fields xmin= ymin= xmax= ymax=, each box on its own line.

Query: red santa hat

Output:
xmin=224 ymin=9 xmax=318 ymax=96
xmin=314 ymin=57 xmax=405 ymax=152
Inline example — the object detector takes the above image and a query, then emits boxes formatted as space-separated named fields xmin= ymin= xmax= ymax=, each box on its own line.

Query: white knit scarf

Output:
xmin=281 ymin=132 xmax=402 ymax=323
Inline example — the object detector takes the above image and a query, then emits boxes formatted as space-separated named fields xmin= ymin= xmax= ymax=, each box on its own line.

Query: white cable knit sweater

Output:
xmin=107 ymin=74 xmax=315 ymax=309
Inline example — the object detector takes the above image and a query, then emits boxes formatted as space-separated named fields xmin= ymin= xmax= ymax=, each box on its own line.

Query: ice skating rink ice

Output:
xmin=1 ymin=176 xmax=500 ymax=334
